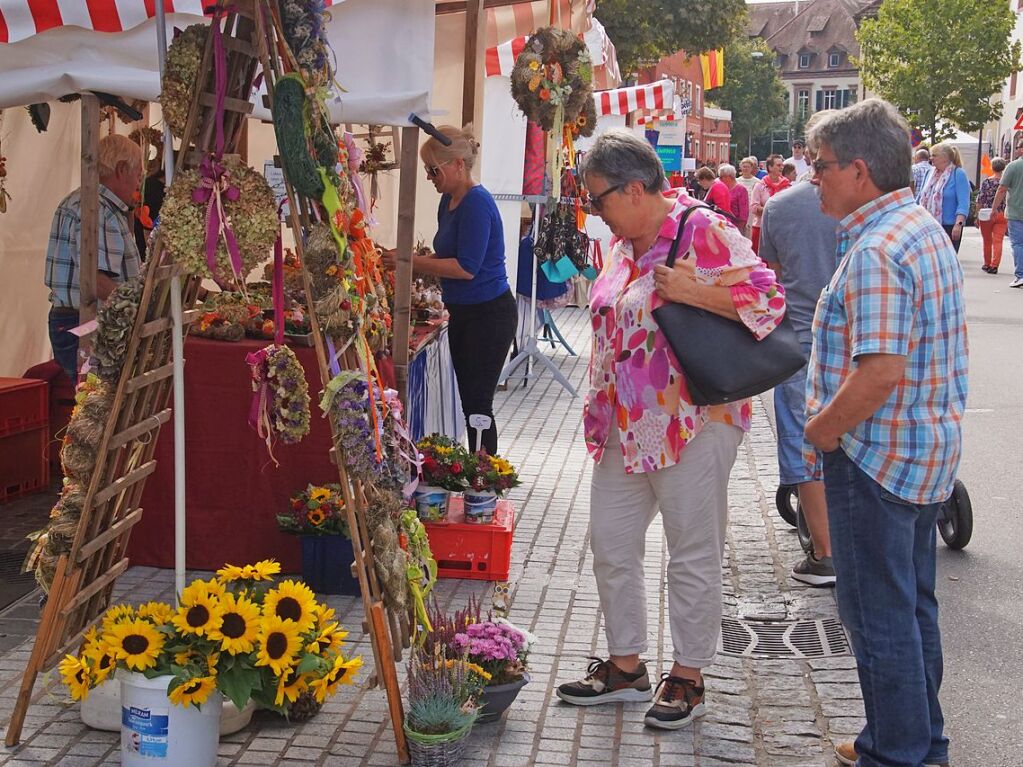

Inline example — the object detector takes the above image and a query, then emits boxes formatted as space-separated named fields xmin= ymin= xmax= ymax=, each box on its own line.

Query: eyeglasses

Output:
xmin=588 ymin=184 xmax=622 ymax=212
xmin=812 ymin=159 xmax=846 ymax=176
xmin=425 ymin=160 xmax=452 ymax=179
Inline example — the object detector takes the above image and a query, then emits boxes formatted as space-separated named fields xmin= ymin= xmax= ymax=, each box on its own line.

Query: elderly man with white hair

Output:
xmin=716 ymin=163 xmax=749 ymax=232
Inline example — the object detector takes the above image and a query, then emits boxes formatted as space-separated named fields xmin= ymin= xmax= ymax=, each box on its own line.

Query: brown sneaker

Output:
xmin=643 ymin=674 xmax=706 ymax=730
xmin=556 ymin=657 xmax=652 ymax=706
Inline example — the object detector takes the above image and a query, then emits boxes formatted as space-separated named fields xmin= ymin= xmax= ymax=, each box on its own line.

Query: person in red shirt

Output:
xmin=695 ymin=167 xmax=731 ymax=211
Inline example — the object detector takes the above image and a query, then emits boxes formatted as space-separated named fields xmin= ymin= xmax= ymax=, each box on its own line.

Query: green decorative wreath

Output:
xmin=510 ymin=26 xmax=593 ymax=132
xmin=160 ymin=157 xmax=278 ymax=281
xmin=160 ymin=24 xmax=208 ymax=140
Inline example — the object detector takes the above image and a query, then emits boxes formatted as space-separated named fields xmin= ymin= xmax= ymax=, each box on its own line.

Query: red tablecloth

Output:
xmin=127 ymin=337 xmax=338 ymax=572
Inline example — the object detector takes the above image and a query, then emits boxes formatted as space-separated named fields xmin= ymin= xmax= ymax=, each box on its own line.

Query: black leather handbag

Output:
xmin=651 ymin=204 xmax=807 ymax=406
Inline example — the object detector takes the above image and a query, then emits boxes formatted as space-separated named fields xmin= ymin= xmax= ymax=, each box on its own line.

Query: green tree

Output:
xmin=598 ymin=0 xmax=748 ymax=78
xmin=857 ymin=0 xmax=1020 ymax=141
xmin=706 ymin=38 xmax=788 ymax=157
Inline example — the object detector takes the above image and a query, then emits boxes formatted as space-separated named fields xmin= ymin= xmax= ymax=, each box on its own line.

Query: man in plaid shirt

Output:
xmin=44 ymin=134 xmax=142 ymax=384
xmin=804 ymin=100 xmax=967 ymax=767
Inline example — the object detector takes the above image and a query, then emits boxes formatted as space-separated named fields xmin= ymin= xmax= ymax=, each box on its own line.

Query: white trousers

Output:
xmin=590 ymin=422 xmax=743 ymax=668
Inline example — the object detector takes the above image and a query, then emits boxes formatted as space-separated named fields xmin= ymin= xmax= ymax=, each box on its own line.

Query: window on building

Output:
xmin=798 ymin=53 xmax=811 ymax=69
xmin=797 ymin=89 xmax=811 ymax=117
xmin=1013 ymin=71 xmax=1019 ymax=99
xmin=822 ymin=88 xmax=838 ymax=110
xmin=694 ymin=140 xmax=700 ymax=160
xmin=695 ymin=85 xmax=702 ymax=113
xmin=828 ymin=52 xmax=841 ymax=68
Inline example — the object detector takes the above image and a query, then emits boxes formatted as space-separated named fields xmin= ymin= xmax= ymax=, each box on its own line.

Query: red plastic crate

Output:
xmin=423 ymin=497 xmax=514 ymax=581
xmin=0 ymin=378 xmax=48 ymax=437
xmin=0 ymin=425 xmax=50 ymax=503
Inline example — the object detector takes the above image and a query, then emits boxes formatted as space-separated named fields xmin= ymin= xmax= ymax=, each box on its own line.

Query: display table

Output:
xmin=128 ymin=329 xmax=459 ymax=572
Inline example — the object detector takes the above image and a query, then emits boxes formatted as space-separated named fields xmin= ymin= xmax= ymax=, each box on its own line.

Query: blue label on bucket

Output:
xmin=122 ymin=705 xmax=169 ymax=758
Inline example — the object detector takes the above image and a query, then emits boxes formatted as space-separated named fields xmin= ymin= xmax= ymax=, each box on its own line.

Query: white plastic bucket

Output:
xmin=120 ymin=673 xmax=222 ymax=767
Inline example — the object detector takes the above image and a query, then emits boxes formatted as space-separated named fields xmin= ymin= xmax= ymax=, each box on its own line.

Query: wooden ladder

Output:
xmin=4 ymin=2 xmax=260 ymax=747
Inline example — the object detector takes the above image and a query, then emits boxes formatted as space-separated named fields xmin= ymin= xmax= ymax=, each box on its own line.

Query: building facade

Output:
xmin=748 ymin=0 xmax=880 ymax=121
xmin=638 ymin=51 xmax=734 ymax=166
xmin=996 ymin=0 xmax=1023 ymax=159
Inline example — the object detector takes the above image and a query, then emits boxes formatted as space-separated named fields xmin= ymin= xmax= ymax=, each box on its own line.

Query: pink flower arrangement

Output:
xmin=450 ymin=620 xmax=532 ymax=685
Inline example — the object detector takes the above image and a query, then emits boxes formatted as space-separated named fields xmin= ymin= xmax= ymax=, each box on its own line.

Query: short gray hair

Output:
xmin=718 ymin=163 xmax=737 ymax=178
xmin=579 ymin=129 xmax=665 ymax=193
xmin=993 ymin=156 xmax=1007 ymax=172
xmin=914 ymin=148 xmax=931 ymax=162
xmin=807 ymin=98 xmax=911 ymax=193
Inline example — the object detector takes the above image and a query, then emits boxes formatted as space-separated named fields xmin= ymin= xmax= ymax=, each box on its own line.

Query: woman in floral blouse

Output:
xmin=556 ymin=130 xmax=786 ymax=731
xmin=977 ymin=156 xmax=1008 ymax=273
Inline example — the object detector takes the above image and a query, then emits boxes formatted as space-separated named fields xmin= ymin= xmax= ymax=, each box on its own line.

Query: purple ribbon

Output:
xmin=325 ymin=337 xmax=343 ymax=377
xmin=192 ymin=156 xmax=242 ymax=282
xmin=272 ymin=229 xmax=285 ymax=346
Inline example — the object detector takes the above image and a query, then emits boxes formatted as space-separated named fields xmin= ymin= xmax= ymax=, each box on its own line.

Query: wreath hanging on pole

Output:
xmin=510 ymin=27 xmax=594 ymax=132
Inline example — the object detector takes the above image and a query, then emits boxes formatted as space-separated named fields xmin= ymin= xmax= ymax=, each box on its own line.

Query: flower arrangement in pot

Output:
xmin=403 ymin=643 xmax=488 ymax=766
xmin=414 ymin=434 xmax=470 ymax=522
xmin=60 ymin=560 xmax=361 ymax=766
xmin=278 ymin=484 xmax=359 ymax=596
xmin=424 ymin=597 xmax=535 ymax=725
xmin=462 ymin=451 xmax=521 ymax=524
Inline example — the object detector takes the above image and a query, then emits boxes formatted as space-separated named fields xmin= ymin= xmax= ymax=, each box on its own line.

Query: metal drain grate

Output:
xmin=0 ymin=549 xmax=38 ymax=612
xmin=720 ymin=617 xmax=852 ymax=659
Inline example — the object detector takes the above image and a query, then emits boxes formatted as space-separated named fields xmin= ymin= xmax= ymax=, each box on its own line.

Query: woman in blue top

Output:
xmin=385 ymin=125 xmax=516 ymax=454
xmin=918 ymin=142 xmax=971 ymax=253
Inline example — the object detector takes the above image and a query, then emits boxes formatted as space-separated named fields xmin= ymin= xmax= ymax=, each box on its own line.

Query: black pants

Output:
xmin=446 ymin=290 xmax=517 ymax=454
xmin=942 ymin=224 xmax=963 ymax=253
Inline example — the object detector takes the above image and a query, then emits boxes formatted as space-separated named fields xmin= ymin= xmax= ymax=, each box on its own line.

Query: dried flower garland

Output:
xmin=92 ymin=276 xmax=144 ymax=382
xmin=320 ymin=372 xmax=381 ymax=480
xmin=247 ymin=344 xmax=311 ymax=456
xmin=510 ymin=27 xmax=593 ymax=131
xmin=160 ymin=24 xmax=208 ymax=139
xmin=276 ymin=0 xmax=333 ymax=87
xmin=161 ymin=157 xmax=277 ymax=281
xmin=59 ymin=375 xmax=113 ymax=486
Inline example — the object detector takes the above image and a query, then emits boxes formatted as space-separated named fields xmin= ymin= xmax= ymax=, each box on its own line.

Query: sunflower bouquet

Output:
xmin=279 ymin=484 xmax=351 ymax=537
xmin=59 ymin=560 xmax=361 ymax=714
xmin=463 ymin=451 xmax=521 ymax=496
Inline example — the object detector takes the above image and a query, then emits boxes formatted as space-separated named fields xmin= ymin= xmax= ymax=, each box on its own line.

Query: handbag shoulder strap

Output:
xmin=665 ymin=203 xmax=711 ymax=268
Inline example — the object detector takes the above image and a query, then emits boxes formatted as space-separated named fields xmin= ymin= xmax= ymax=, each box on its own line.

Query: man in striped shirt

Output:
xmin=804 ymin=100 xmax=967 ymax=767
xmin=44 ymin=134 xmax=142 ymax=384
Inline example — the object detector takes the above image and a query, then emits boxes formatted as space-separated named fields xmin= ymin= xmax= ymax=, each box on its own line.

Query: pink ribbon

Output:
xmin=382 ymin=388 xmax=421 ymax=498
xmin=272 ymin=228 xmax=285 ymax=346
xmin=246 ymin=347 xmax=279 ymax=467
xmin=192 ymin=157 xmax=243 ymax=283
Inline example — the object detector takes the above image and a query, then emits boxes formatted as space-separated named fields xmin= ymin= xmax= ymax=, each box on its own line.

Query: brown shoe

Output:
xmin=555 ymin=657 xmax=652 ymax=706
xmin=643 ymin=673 xmax=706 ymax=730
xmin=835 ymin=742 xmax=857 ymax=765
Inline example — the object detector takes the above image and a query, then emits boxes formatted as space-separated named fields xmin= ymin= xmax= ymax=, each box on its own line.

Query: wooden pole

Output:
xmin=462 ymin=0 xmax=485 ymax=128
xmin=78 ymin=94 xmax=100 ymax=372
xmin=392 ymin=126 xmax=419 ymax=407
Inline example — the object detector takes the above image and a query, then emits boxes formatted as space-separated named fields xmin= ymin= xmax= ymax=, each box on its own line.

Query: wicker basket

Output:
xmin=404 ymin=717 xmax=475 ymax=767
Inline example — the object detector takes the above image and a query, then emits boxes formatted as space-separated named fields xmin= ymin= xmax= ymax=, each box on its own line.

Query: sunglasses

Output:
xmin=589 ymin=184 xmax=622 ymax=212
xmin=812 ymin=159 xmax=846 ymax=176
xmin=425 ymin=160 xmax=452 ymax=179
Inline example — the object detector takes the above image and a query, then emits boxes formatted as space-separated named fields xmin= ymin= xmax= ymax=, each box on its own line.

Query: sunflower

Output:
xmin=59 ymin=654 xmax=92 ymax=701
xmin=105 ymin=619 xmax=164 ymax=671
xmin=309 ymin=486 xmax=331 ymax=503
xmin=209 ymin=592 xmax=261 ymax=654
xmin=174 ymin=648 xmax=201 ymax=668
xmin=307 ymin=617 xmax=348 ymax=655
xmin=173 ymin=584 xmax=223 ymax=637
xmin=101 ymin=604 xmax=136 ymax=630
xmin=216 ymin=563 xmax=247 ymax=583
xmin=169 ymin=675 xmax=217 ymax=707
xmin=273 ymin=666 xmax=311 ymax=706
xmin=263 ymin=580 xmax=317 ymax=634
xmin=306 ymin=508 xmax=326 ymax=526
xmin=310 ymin=653 xmax=362 ymax=703
xmin=81 ymin=630 xmax=117 ymax=686
xmin=245 ymin=559 xmax=281 ymax=581
xmin=255 ymin=616 xmax=303 ymax=676
xmin=136 ymin=601 xmax=175 ymax=625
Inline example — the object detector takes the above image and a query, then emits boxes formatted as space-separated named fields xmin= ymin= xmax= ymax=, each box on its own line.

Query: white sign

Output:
xmin=657 ymin=124 xmax=686 ymax=146
xmin=263 ymin=162 xmax=291 ymax=219
xmin=682 ymin=158 xmax=697 ymax=171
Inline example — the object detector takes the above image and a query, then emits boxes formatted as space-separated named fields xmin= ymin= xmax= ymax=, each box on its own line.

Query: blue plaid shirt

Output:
xmin=911 ymin=160 xmax=932 ymax=202
xmin=44 ymin=184 xmax=141 ymax=309
xmin=805 ymin=189 xmax=969 ymax=504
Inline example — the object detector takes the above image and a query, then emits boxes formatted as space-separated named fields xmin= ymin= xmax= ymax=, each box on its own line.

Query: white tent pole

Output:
xmin=154 ymin=2 xmax=185 ymax=603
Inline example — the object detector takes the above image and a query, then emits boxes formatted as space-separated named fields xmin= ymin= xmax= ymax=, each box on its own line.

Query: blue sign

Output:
xmin=656 ymin=145 xmax=683 ymax=172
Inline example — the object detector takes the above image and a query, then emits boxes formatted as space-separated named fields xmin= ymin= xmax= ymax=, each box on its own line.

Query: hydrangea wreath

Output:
xmin=247 ymin=344 xmax=312 ymax=449
xmin=159 ymin=24 xmax=208 ymax=139
xmin=510 ymin=26 xmax=593 ymax=132
xmin=160 ymin=157 xmax=278 ymax=281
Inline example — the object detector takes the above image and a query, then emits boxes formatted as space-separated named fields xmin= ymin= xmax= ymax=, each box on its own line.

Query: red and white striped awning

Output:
xmin=0 ymin=1 xmax=338 ymax=44
xmin=485 ymin=35 xmax=527 ymax=77
xmin=595 ymin=80 xmax=673 ymax=117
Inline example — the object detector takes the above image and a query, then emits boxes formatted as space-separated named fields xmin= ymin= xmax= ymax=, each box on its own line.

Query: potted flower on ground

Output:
xmin=462 ymin=451 xmax=521 ymax=524
xmin=425 ymin=597 xmax=535 ymax=724
xmin=403 ymin=643 xmax=487 ymax=766
xmin=278 ymin=483 xmax=358 ymax=595
xmin=60 ymin=560 xmax=361 ymax=767
xmin=414 ymin=434 xmax=470 ymax=522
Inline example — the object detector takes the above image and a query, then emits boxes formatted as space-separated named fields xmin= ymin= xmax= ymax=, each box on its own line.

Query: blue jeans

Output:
xmin=774 ymin=342 xmax=815 ymax=485
xmin=823 ymin=448 xmax=948 ymax=767
xmin=48 ymin=308 xmax=79 ymax=386
xmin=1007 ymin=218 xmax=1023 ymax=280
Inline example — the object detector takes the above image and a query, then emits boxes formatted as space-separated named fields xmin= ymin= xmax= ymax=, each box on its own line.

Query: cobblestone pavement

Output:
xmin=0 ymin=307 xmax=863 ymax=766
